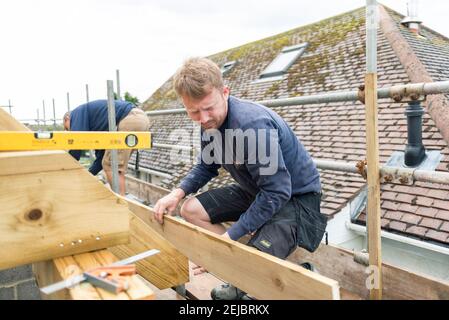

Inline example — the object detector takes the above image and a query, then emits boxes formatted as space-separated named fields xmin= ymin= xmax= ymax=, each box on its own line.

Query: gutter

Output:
xmin=346 ymin=221 xmax=449 ymax=256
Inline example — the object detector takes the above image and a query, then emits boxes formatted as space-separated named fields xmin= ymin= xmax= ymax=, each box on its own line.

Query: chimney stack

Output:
xmin=401 ymin=0 xmax=422 ymax=34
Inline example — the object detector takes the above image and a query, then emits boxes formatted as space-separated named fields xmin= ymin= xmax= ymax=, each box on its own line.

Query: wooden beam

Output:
xmin=109 ymin=212 xmax=189 ymax=289
xmin=0 ymin=151 xmax=81 ymax=176
xmin=289 ymin=244 xmax=449 ymax=300
xmin=0 ymin=156 xmax=130 ymax=270
xmin=365 ymin=0 xmax=383 ymax=300
xmin=0 ymin=108 xmax=29 ymax=131
xmin=365 ymin=73 xmax=383 ymax=299
xmin=123 ymin=197 xmax=340 ymax=300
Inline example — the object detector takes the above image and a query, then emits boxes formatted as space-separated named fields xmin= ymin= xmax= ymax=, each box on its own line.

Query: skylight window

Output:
xmin=221 ymin=61 xmax=236 ymax=75
xmin=259 ymin=43 xmax=308 ymax=79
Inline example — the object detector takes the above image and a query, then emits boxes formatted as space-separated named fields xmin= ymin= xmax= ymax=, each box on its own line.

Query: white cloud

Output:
xmin=0 ymin=0 xmax=447 ymax=121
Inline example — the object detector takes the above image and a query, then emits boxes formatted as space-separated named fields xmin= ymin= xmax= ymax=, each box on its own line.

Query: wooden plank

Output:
xmin=289 ymin=244 xmax=449 ymax=300
xmin=109 ymin=213 xmax=189 ymax=289
xmin=0 ymin=151 xmax=81 ymax=176
xmin=0 ymin=165 xmax=130 ymax=270
xmin=365 ymin=72 xmax=383 ymax=299
xmin=184 ymin=261 xmax=362 ymax=300
xmin=0 ymin=108 xmax=29 ymax=131
xmin=123 ymin=197 xmax=340 ymax=300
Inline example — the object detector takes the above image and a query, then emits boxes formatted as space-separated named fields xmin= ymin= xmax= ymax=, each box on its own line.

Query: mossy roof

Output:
xmin=134 ymin=5 xmax=449 ymax=245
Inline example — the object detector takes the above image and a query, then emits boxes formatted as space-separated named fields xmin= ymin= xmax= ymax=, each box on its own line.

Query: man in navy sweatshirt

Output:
xmin=154 ymin=57 xmax=327 ymax=300
xmin=64 ymin=99 xmax=149 ymax=195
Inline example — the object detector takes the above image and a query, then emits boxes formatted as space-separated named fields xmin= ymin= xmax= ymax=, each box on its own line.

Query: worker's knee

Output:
xmin=180 ymin=197 xmax=203 ymax=222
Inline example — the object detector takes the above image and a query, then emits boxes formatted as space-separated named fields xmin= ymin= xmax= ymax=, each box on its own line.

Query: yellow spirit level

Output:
xmin=0 ymin=131 xmax=152 ymax=151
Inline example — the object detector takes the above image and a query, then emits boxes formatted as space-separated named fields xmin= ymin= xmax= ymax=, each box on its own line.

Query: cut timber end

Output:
xmin=0 ymin=151 xmax=130 ymax=270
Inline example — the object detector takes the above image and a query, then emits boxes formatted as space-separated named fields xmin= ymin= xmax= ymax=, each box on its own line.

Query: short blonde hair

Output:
xmin=173 ymin=57 xmax=224 ymax=99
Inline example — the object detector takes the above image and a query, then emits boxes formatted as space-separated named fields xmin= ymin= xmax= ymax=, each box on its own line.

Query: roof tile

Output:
xmin=406 ymin=226 xmax=427 ymax=237
xmin=436 ymin=210 xmax=449 ymax=221
xmin=419 ymin=218 xmax=443 ymax=230
xmin=425 ymin=230 xmax=449 ymax=243
xmin=415 ymin=196 xmax=434 ymax=207
xmin=381 ymin=218 xmax=390 ymax=228
xmin=382 ymin=201 xmax=400 ymax=214
xmin=383 ymin=210 xmax=403 ymax=221
xmin=388 ymin=221 xmax=407 ymax=232
xmin=398 ymin=203 xmax=418 ymax=214
xmin=400 ymin=213 xmax=422 ymax=225
xmin=416 ymin=207 xmax=438 ymax=218
xmin=381 ymin=191 xmax=397 ymax=201
xmin=441 ymin=222 xmax=449 ymax=233
xmin=396 ymin=193 xmax=416 ymax=204
xmin=428 ymin=190 xmax=449 ymax=201
xmin=433 ymin=200 xmax=449 ymax=211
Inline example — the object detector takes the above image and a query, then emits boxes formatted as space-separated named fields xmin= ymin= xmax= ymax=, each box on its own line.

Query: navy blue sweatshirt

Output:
xmin=68 ymin=99 xmax=134 ymax=175
xmin=179 ymin=96 xmax=321 ymax=240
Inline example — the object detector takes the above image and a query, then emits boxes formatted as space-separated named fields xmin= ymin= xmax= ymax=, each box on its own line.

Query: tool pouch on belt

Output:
xmin=293 ymin=192 xmax=328 ymax=253
xmin=247 ymin=192 xmax=327 ymax=259
xmin=247 ymin=199 xmax=298 ymax=260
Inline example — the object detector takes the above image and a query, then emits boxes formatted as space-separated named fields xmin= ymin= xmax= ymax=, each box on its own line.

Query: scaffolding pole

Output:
xmin=107 ymin=80 xmax=120 ymax=194
xmin=67 ymin=92 xmax=71 ymax=112
xmin=116 ymin=69 xmax=121 ymax=100
xmin=146 ymin=80 xmax=449 ymax=116
xmin=42 ymin=100 xmax=46 ymax=128
xmin=36 ymin=109 xmax=40 ymax=131
xmin=365 ymin=0 xmax=382 ymax=300
xmin=52 ymin=98 xmax=57 ymax=130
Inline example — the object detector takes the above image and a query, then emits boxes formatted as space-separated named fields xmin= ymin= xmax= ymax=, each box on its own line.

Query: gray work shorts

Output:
xmin=196 ymin=184 xmax=327 ymax=259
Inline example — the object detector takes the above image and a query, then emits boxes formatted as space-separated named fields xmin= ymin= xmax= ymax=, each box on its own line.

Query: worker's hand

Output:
xmin=153 ymin=188 xmax=185 ymax=224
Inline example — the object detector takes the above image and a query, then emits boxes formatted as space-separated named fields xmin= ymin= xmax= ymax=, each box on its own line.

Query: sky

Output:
xmin=0 ymin=0 xmax=448 ymax=122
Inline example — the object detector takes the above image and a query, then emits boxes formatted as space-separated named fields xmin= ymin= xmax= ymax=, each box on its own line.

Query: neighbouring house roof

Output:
xmin=133 ymin=5 xmax=449 ymax=246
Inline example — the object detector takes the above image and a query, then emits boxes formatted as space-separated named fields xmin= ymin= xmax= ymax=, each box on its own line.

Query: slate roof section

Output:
xmin=135 ymin=6 xmax=449 ymax=246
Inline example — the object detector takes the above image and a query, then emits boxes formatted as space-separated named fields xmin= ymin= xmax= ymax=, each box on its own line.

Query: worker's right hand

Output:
xmin=153 ymin=188 xmax=185 ymax=224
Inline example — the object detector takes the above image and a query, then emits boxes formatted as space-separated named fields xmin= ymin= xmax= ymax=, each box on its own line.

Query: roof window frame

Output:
xmin=221 ymin=60 xmax=237 ymax=75
xmin=259 ymin=42 xmax=308 ymax=79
